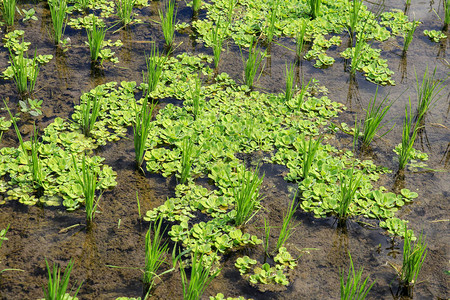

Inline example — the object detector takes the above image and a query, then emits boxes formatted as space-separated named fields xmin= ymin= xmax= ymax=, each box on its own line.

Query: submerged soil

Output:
xmin=0 ymin=0 xmax=449 ymax=299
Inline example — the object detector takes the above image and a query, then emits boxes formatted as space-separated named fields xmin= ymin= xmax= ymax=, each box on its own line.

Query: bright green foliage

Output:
xmin=180 ymin=253 xmax=220 ymax=300
xmin=295 ymin=20 xmax=307 ymax=61
xmin=360 ymin=86 xmax=395 ymax=148
xmin=300 ymin=134 xmax=322 ymax=179
xmin=192 ymin=0 xmax=201 ymax=12
xmin=159 ymin=0 xmax=177 ymax=48
xmin=8 ymin=47 xmax=40 ymax=96
xmin=235 ymin=256 xmax=257 ymax=275
xmin=338 ymin=168 xmax=362 ymax=221
xmin=423 ymin=29 xmax=447 ymax=42
xmin=42 ymin=259 xmax=82 ymax=300
xmin=0 ymin=224 xmax=10 ymax=249
xmin=232 ymin=166 xmax=264 ymax=226
xmin=87 ymin=19 xmax=106 ymax=62
xmin=403 ymin=19 xmax=419 ymax=53
xmin=143 ymin=217 xmax=169 ymax=292
xmin=307 ymin=0 xmax=321 ymax=19
xmin=415 ymin=66 xmax=445 ymax=123
xmin=211 ymin=23 xmax=225 ymax=69
xmin=73 ymin=154 xmax=102 ymax=226
xmin=241 ymin=38 xmax=266 ymax=89
xmin=340 ymin=253 xmax=375 ymax=300
xmin=190 ymin=75 xmax=202 ymax=119
xmin=48 ymin=0 xmax=68 ymax=45
xmin=445 ymin=0 xmax=450 ymax=26
xmin=179 ymin=138 xmax=196 ymax=184
xmin=143 ymin=44 xmax=166 ymax=98
xmin=79 ymin=87 xmax=103 ymax=137
xmin=266 ymin=0 xmax=279 ymax=43
xmin=115 ymin=0 xmax=135 ymax=26
xmin=133 ymin=97 xmax=156 ymax=169
xmin=397 ymin=98 xmax=419 ymax=170
xmin=284 ymin=62 xmax=295 ymax=101
xmin=275 ymin=195 xmax=299 ymax=251
xmin=346 ymin=0 xmax=363 ymax=39
xmin=399 ymin=227 xmax=427 ymax=294
xmin=31 ymin=125 xmax=44 ymax=189
xmin=1 ymin=0 xmax=15 ymax=26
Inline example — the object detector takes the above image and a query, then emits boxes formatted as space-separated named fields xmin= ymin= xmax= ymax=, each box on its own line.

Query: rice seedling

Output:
xmin=79 ymin=88 xmax=102 ymax=137
xmin=4 ymin=100 xmax=26 ymax=155
xmin=415 ymin=66 xmax=446 ymax=123
xmin=284 ymin=62 xmax=295 ymax=101
xmin=275 ymin=194 xmax=299 ymax=252
xmin=266 ymin=0 xmax=279 ymax=44
xmin=133 ymin=97 xmax=156 ymax=170
xmin=263 ymin=217 xmax=271 ymax=256
xmin=360 ymin=86 xmax=395 ymax=148
xmin=159 ymin=0 xmax=177 ymax=48
xmin=295 ymin=21 xmax=307 ymax=62
xmin=78 ymin=0 xmax=90 ymax=11
xmin=192 ymin=0 xmax=201 ymax=13
xmin=232 ymin=166 xmax=264 ymax=226
xmin=143 ymin=217 xmax=169 ymax=292
xmin=211 ymin=23 xmax=224 ymax=70
xmin=350 ymin=34 xmax=366 ymax=74
xmin=398 ymin=98 xmax=419 ymax=170
xmin=340 ymin=253 xmax=375 ymax=300
xmin=346 ymin=0 xmax=363 ymax=39
xmin=86 ymin=19 xmax=106 ymax=62
xmin=1 ymin=0 xmax=15 ymax=26
xmin=115 ymin=0 xmax=135 ymax=26
xmin=42 ymin=259 xmax=82 ymax=300
xmin=296 ymin=78 xmax=312 ymax=107
xmin=179 ymin=137 xmax=196 ymax=184
xmin=300 ymin=134 xmax=323 ymax=179
xmin=48 ymin=0 xmax=68 ymax=45
xmin=136 ymin=191 xmax=141 ymax=219
xmin=338 ymin=168 xmax=362 ymax=222
xmin=445 ymin=0 xmax=450 ymax=26
xmin=8 ymin=47 xmax=40 ymax=97
xmin=227 ymin=0 xmax=237 ymax=23
xmin=180 ymin=252 xmax=220 ymax=300
xmin=73 ymin=154 xmax=102 ymax=227
xmin=241 ymin=38 xmax=266 ymax=89
xmin=398 ymin=226 xmax=427 ymax=297
xmin=307 ymin=0 xmax=321 ymax=19
xmin=190 ymin=75 xmax=201 ymax=119
xmin=353 ymin=116 xmax=361 ymax=152
xmin=30 ymin=124 xmax=44 ymax=190
xmin=143 ymin=43 xmax=166 ymax=98
xmin=403 ymin=19 xmax=419 ymax=54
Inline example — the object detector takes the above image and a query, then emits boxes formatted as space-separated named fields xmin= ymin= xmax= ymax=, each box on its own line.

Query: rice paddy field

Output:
xmin=0 ymin=0 xmax=449 ymax=299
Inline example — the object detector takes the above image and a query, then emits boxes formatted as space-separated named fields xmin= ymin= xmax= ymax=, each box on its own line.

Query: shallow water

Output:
xmin=0 ymin=0 xmax=449 ymax=299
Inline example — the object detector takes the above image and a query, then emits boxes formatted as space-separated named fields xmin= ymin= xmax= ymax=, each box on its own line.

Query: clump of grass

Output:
xmin=227 ymin=0 xmax=237 ymax=23
xmin=73 ymin=155 xmax=102 ymax=227
xmin=8 ymin=47 xmax=40 ymax=97
xmin=340 ymin=253 xmax=375 ymax=300
xmin=192 ymin=0 xmax=201 ymax=13
xmin=180 ymin=253 xmax=220 ymax=300
xmin=143 ymin=43 xmax=166 ymax=98
xmin=296 ymin=78 xmax=312 ymax=107
xmin=347 ymin=0 xmax=363 ymax=39
xmin=415 ymin=66 xmax=445 ymax=123
xmin=266 ymin=0 xmax=279 ymax=44
xmin=397 ymin=226 xmax=427 ymax=297
xmin=295 ymin=21 xmax=307 ymax=62
xmin=403 ymin=19 xmax=419 ymax=54
xmin=300 ymin=134 xmax=322 ymax=179
xmin=87 ymin=19 xmax=106 ymax=62
xmin=133 ymin=97 xmax=156 ymax=170
xmin=79 ymin=88 xmax=103 ymax=137
xmin=338 ymin=168 xmax=362 ymax=222
xmin=307 ymin=0 xmax=321 ymax=19
xmin=31 ymin=124 xmax=44 ymax=190
xmin=159 ymin=0 xmax=177 ymax=48
xmin=360 ymin=86 xmax=395 ymax=148
xmin=0 ymin=224 xmax=10 ymax=249
xmin=241 ymin=38 xmax=266 ymax=89
xmin=275 ymin=194 xmax=299 ymax=252
xmin=143 ymin=217 xmax=169 ymax=293
xmin=211 ymin=23 xmax=225 ymax=70
xmin=48 ymin=0 xmax=68 ymax=45
xmin=115 ymin=0 xmax=135 ymax=26
xmin=232 ymin=166 xmax=264 ymax=226
xmin=190 ymin=75 xmax=202 ymax=119
xmin=398 ymin=98 xmax=419 ymax=170
xmin=43 ymin=259 xmax=82 ymax=300
xmin=284 ymin=62 xmax=295 ymax=101
xmin=179 ymin=138 xmax=196 ymax=184
xmin=445 ymin=0 xmax=450 ymax=26
xmin=1 ymin=0 xmax=16 ymax=26
xmin=350 ymin=34 xmax=366 ymax=74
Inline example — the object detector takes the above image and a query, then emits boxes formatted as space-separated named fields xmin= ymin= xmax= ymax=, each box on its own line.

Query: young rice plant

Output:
xmin=79 ymin=88 xmax=103 ymax=137
xmin=403 ymin=19 xmax=419 ymax=54
xmin=42 ymin=259 xmax=82 ymax=300
xmin=284 ymin=62 xmax=295 ymax=102
xmin=115 ymin=0 xmax=135 ymax=26
xmin=8 ymin=47 xmax=40 ymax=97
xmin=241 ymin=38 xmax=266 ymax=89
xmin=300 ymin=134 xmax=322 ymax=179
xmin=397 ymin=98 xmax=419 ymax=170
xmin=275 ymin=194 xmax=299 ymax=252
xmin=415 ymin=66 xmax=446 ymax=123
xmin=143 ymin=44 xmax=166 ymax=98
xmin=1 ymin=0 xmax=16 ymax=26
xmin=87 ymin=19 xmax=106 ymax=62
xmin=338 ymin=168 xmax=362 ymax=222
xmin=340 ymin=253 xmax=375 ymax=300
xmin=133 ymin=97 xmax=156 ymax=169
xmin=48 ymin=0 xmax=68 ymax=45
xmin=159 ymin=0 xmax=177 ymax=48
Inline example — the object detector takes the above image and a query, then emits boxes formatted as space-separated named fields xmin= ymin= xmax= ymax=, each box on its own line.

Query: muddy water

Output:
xmin=0 ymin=0 xmax=449 ymax=299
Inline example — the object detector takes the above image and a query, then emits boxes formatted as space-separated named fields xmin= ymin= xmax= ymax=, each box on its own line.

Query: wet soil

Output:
xmin=0 ymin=0 xmax=449 ymax=299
